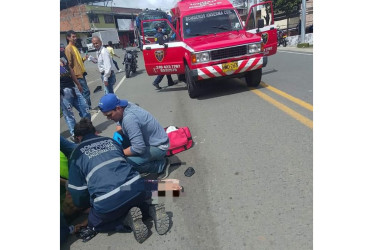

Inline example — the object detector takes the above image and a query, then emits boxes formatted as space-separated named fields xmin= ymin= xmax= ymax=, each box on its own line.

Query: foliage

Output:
xmin=273 ymin=0 xmax=301 ymax=15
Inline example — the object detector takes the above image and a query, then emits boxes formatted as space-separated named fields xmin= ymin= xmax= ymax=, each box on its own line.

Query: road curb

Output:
xmin=277 ymin=46 xmax=313 ymax=54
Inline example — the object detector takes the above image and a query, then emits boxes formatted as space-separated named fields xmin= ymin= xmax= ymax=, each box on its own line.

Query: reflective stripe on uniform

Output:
xmin=93 ymin=175 xmax=141 ymax=203
xmin=86 ymin=157 xmax=124 ymax=183
xmin=68 ymin=184 xmax=88 ymax=190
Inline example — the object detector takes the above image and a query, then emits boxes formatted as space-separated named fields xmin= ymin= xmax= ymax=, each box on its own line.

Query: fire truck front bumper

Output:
xmin=193 ymin=56 xmax=266 ymax=81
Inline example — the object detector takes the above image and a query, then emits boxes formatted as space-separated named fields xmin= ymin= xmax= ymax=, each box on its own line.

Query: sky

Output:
xmin=95 ymin=0 xmax=180 ymax=10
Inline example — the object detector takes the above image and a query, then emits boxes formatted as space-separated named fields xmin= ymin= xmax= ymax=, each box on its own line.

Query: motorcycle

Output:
xmin=122 ymin=49 xmax=138 ymax=78
xmin=277 ymin=30 xmax=287 ymax=47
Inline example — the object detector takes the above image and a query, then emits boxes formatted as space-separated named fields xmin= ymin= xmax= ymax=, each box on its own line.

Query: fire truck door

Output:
xmin=244 ymin=1 xmax=277 ymax=56
xmin=141 ymin=19 xmax=185 ymax=76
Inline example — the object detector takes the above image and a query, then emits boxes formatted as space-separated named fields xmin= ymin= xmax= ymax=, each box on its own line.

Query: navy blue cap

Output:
xmin=98 ymin=94 xmax=128 ymax=113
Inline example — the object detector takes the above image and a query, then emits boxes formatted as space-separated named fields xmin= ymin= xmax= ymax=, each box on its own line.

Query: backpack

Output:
xmin=165 ymin=126 xmax=193 ymax=156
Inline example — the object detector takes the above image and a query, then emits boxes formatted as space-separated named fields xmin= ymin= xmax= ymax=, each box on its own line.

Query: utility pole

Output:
xmin=301 ymin=0 xmax=306 ymax=43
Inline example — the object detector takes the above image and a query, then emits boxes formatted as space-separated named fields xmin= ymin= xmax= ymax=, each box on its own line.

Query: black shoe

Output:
xmin=158 ymin=158 xmax=171 ymax=180
xmin=149 ymin=203 xmax=170 ymax=235
xmin=167 ymin=81 xmax=175 ymax=86
xmin=153 ymin=82 xmax=161 ymax=90
xmin=123 ymin=207 xmax=148 ymax=243
xmin=76 ymin=226 xmax=98 ymax=242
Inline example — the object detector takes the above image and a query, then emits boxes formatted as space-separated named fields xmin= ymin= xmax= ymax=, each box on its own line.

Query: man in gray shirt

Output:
xmin=98 ymin=94 xmax=171 ymax=179
xmin=92 ymin=36 xmax=116 ymax=94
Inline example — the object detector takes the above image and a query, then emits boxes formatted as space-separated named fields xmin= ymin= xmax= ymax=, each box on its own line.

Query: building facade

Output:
xmin=60 ymin=4 xmax=142 ymax=49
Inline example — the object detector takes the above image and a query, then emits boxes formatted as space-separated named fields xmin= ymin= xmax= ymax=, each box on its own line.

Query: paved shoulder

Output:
xmin=277 ymin=46 xmax=313 ymax=54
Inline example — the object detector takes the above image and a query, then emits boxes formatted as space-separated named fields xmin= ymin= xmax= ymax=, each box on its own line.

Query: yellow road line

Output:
xmin=250 ymin=88 xmax=313 ymax=129
xmin=260 ymin=82 xmax=313 ymax=111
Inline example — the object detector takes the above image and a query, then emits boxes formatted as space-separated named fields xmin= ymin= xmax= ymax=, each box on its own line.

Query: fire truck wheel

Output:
xmin=245 ymin=68 xmax=262 ymax=87
xmin=186 ymin=65 xmax=200 ymax=98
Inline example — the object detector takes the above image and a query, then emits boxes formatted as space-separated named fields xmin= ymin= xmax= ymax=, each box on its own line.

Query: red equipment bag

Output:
xmin=165 ymin=126 xmax=193 ymax=156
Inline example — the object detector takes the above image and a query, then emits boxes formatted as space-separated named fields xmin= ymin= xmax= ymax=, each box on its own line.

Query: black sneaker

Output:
xmin=149 ymin=203 xmax=170 ymax=235
xmin=153 ymin=82 xmax=161 ymax=90
xmin=76 ymin=226 xmax=98 ymax=242
xmin=158 ymin=158 xmax=171 ymax=180
xmin=123 ymin=207 xmax=148 ymax=243
xmin=167 ymin=81 xmax=175 ymax=86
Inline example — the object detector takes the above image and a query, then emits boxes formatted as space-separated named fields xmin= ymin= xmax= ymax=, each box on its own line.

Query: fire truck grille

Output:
xmin=210 ymin=45 xmax=247 ymax=60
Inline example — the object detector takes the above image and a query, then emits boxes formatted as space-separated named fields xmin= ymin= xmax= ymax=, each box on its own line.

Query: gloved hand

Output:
xmin=113 ymin=131 xmax=124 ymax=144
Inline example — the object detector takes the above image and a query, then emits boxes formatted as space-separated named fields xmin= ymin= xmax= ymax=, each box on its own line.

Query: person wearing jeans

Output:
xmin=92 ymin=36 xmax=116 ymax=94
xmin=64 ymin=30 xmax=92 ymax=109
xmin=98 ymin=94 xmax=171 ymax=179
xmin=60 ymin=87 xmax=91 ymax=136
xmin=60 ymin=52 xmax=91 ymax=138
xmin=113 ymin=131 xmax=166 ymax=174
xmin=100 ymin=71 xmax=116 ymax=94
xmin=77 ymin=74 xmax=91 ymax=108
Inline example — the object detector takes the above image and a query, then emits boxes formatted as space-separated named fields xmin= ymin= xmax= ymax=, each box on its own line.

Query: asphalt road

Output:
xmin=61 ymin=47 xmax=313 ymax=250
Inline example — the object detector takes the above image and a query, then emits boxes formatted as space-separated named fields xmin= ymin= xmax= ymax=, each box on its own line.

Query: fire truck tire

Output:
xmin=177 ymin=74 xmax=186 ymax=82
xmin=245 ymin=68 xmax=262 ymax=87
xmin=186 ymin=65 xmax=200 ymax=98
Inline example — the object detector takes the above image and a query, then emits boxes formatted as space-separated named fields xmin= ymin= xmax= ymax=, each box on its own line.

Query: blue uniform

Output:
xmin=68 ymin=134 xmax=155 ymax=232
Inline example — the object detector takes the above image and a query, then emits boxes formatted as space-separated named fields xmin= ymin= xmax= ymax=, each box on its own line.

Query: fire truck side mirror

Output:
xmin=257 ymin=19 xmax=265 ymax=29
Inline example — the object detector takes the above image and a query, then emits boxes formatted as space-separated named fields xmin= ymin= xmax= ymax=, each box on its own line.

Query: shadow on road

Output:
xmin=195 ymin=78 xmax=250 ymax=100
xmin=262 ymin=68 xmax=278 ymax=75
xmin=95 ymin=120 xmax=116 ymax=134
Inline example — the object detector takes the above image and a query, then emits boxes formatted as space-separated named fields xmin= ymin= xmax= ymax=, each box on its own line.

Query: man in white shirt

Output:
xmin=92 ymin=36 xmax=116 ymax=94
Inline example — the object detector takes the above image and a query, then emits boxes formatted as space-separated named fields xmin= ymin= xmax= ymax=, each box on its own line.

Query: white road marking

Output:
xmin=90 ymin=74 xmax=127 ymax=121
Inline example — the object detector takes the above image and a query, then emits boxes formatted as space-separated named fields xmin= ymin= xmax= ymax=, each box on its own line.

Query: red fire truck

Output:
xmin=140 ymin=0 xmax=277 ymax=98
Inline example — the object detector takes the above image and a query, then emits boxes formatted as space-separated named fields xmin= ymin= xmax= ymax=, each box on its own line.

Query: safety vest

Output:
xmin=60 ymin=151 xmax=69 ymax=179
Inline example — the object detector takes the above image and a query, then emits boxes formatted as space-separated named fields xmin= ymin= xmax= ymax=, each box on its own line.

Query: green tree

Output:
xmin=273 ymin=0 xmax=301 ymax=34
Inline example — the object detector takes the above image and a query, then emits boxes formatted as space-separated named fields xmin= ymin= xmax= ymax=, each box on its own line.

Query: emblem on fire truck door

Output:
xmin=261 ymin=33 xmax=269 ymax=44
xmin=155 ymin=50 xmax=164 ymax=62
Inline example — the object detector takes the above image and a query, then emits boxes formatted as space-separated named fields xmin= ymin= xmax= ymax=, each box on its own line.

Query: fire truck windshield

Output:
xmin=183 ymin=9 xmax=242 ymax=38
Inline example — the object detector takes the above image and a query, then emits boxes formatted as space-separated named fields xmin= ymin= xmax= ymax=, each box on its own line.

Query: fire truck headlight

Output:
xmin=192 ymin=52 xmax=210 ymax=64
xmin=248 ymin=43 xmax=262 ymax=54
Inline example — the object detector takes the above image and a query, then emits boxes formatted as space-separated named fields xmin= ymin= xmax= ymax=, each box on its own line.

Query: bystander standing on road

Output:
xmin=60 ymin=52 xmax=91 ymax=141
xmin=65 ymin=30 xmax=92 ymax=110
xmin=107 ymin=41 xmax=122 ymax=73
xmin=152 ymin=24 xmax=175 ymax=90
xmin=92 ymin=36 xmax=116 ymax=94
xmin=98 ymin=94 xmax=171 ymax=179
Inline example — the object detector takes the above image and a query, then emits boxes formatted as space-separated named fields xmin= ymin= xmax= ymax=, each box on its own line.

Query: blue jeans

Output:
xmin=77 ymin=76 xmax=91 ymax=109
xmin=101 ymin=71 xmax=116 ymax=94
xmin=113 ymin=132 xmax=167 ymax=174
xmin=60 ymin=135 xmax=76 ymax=156
xmin=61 ymin=87 xmax=91 ymax=136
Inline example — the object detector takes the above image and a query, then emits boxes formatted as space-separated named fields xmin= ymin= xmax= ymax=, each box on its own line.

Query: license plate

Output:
xmin=222 ymin=62 xmax=238 ymax=72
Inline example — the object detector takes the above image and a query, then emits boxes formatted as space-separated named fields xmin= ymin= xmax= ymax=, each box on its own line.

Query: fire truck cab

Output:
xmin=140 ymin=0 xmax=277 ymax=98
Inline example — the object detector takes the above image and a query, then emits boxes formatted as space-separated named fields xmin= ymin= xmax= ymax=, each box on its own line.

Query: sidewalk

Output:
xmin=277 ymin=45 xmax=313 ymax=54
